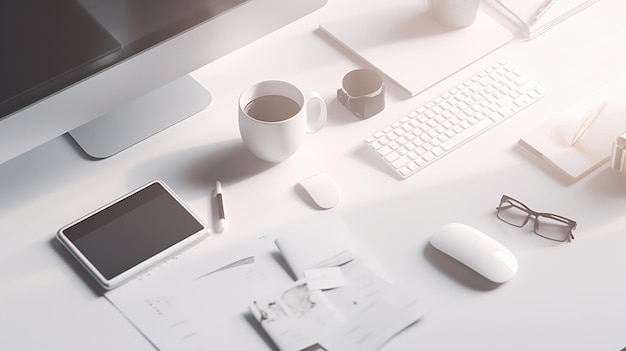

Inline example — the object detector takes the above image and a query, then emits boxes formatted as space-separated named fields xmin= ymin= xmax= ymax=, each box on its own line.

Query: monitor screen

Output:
xmin=1 ymin=0 xmax=247 ymax=118
xmin=0 ymin=0 xmax=327 ymax=164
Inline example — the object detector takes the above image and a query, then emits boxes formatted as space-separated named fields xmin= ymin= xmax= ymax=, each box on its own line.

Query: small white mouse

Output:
xmin=430 ymin=223 xmax=518 ymax=283
xmin=298 ymin=173 xmax=340 ymax=209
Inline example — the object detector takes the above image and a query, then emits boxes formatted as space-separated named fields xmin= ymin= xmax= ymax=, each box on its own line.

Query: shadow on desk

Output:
xmin=50 ymin=238 xmax=105 ymax=297
xmin=126 ymin=140 xmax=276 ymax=190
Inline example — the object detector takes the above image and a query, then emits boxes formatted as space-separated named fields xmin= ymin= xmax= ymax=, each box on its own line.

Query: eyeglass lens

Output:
xmin=497 ymin=197 xmax=573 ymax=242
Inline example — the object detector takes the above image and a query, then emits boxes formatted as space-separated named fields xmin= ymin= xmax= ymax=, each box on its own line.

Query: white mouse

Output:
xmin=298 ymin=173 xmax=340 ymax=209
xmin=430 ymin=223 xmax=518 ymax=283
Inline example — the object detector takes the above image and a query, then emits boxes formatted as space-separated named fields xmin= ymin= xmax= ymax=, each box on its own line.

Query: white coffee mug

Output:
xmin=238 ymin=80 xmax=327 ymax=163
xmin=431 ymin=0 xmax=480 ymax=28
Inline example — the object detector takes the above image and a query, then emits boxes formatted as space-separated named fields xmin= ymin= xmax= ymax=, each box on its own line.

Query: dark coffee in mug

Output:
xmin=244 ymin=94 xmax=301 ymax=122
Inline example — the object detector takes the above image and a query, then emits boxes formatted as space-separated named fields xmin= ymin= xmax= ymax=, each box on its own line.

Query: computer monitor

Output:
xmin=0 ymin=0 xmax=326 ymax=164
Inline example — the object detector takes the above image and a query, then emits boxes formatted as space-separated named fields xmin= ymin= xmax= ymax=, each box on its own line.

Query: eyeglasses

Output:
xmin=495 ymin=195 xmax=576 ymax=242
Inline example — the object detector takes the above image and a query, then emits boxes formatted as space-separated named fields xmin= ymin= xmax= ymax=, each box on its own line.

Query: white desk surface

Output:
xmin=2 ymin=0 xmax=626 ymax=349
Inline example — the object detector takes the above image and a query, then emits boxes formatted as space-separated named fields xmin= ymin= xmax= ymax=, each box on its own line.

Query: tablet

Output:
xmin=57 ymin=180 xmax=209 ymax=289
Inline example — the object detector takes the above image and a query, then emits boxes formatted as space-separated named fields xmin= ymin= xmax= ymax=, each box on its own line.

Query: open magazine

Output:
xmin=249 ymin=215 xmax=426 ymax=351
xmin=249 ymin=262 xmax=425 ymax=351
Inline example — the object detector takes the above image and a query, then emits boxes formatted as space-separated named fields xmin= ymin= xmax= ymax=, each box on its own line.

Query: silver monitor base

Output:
xmin=69 ymin=75 xmax=211 ymax=159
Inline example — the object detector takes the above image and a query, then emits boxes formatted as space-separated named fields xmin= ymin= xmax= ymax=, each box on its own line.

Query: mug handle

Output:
xmin=305 ymin=91 xmax=327 ymax=133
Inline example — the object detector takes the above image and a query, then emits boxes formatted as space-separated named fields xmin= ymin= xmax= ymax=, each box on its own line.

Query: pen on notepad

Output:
xmin=530 ymin=0 xmax=558 ymax=26
xmin=215 ymin=181 xmax=226 ymax=232
xmin=570 ymin=101 xmax=607 ymax=146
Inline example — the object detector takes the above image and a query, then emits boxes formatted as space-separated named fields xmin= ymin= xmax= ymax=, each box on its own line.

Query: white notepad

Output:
xmin=493 ymin=0 xmax=601 ymax=40
xmin=320 ymin=0 xmax=513 ymax=96
xmin=518 ymin=74 xmax=626 ymax=180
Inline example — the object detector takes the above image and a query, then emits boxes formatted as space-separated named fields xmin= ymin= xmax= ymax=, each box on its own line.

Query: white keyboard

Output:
xmin=365 ymin=60 xmax=545 ymax=179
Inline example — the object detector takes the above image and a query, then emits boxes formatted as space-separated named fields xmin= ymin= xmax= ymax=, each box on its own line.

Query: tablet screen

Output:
xmin=61 ymin=182 xmax=205 ymax=280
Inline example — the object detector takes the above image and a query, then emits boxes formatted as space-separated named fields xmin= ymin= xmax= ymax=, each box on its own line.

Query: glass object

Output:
xmin=496 ymin=195 xmax=576 ymax=242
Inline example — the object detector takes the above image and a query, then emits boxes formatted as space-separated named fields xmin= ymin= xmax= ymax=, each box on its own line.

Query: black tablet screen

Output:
xmin=62 ymin=182 xmax=204 ymax=279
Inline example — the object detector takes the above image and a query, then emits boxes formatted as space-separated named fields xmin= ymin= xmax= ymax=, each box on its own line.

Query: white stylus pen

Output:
xmin=215 ymin=181 xmax=226 ymax=232
xmin=530 ymin=0 xmax=558 ymax=26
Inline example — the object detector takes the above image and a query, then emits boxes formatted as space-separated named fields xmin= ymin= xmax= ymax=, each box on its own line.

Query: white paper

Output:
xmin=105 ymin=214 xmax=426 ymax=350
xmin=105 ymin=238 xmax=294 ymax=350
xmin=304 ymin=267 xmax=346 ymax=291
xmin=274 ymin=215 xmax=355 ymax=279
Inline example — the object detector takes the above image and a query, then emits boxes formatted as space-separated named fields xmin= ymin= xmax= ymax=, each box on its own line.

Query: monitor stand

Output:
xmin=69 ymin=74 xmax=211 ymax=159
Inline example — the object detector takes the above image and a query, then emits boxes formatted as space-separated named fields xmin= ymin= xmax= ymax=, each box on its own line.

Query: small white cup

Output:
xmin=238 ymin=80 xmax=327 ymax=163
xmin=431 ymin=0 xmax=480 ymax=28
